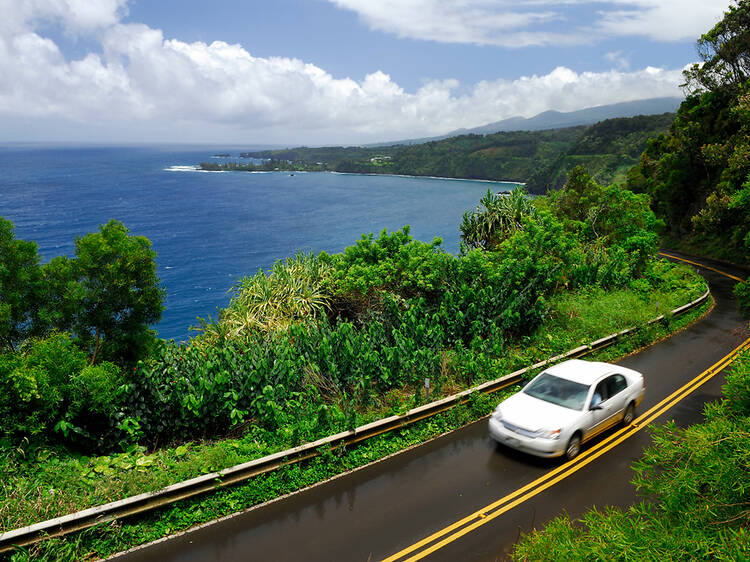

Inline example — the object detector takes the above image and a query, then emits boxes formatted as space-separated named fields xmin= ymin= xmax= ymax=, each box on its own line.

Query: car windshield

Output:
xmin=523 ymin=373 xmax=590 ymax=410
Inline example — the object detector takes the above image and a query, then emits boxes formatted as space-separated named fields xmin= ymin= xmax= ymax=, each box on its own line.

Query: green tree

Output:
xmin=0 ymin=217 xmax=43 ymax=351
xmin=626 ymin=2 xmax=750 ymax=262
xmin=548 ymin=166 xmax=660 ymax=246
xmin=59 ymin=220 xmax=165 ymax=365
xmin=683 ymin=0 xmax=750 ymax=94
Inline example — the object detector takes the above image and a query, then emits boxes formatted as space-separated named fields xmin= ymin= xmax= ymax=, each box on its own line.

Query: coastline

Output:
xmin=329 ymin=170 xmax=525 ymax=186
xmin=186 ymin=163 xmax=525 ymax=186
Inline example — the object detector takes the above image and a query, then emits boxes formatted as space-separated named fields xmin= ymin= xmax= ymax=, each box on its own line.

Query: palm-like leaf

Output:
xmin=461 ymin=186 xmax=536 ymax=250
xmin=206 ymin=252 xmax=333 ymax=339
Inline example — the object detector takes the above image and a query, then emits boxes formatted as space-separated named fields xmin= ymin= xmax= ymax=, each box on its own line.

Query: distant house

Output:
xmin=369 ymin=155 xmax=392 ymax=164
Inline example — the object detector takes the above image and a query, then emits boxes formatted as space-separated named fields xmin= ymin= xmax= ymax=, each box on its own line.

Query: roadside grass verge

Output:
xmin=1 ymin=265 xmax=708 ymax=561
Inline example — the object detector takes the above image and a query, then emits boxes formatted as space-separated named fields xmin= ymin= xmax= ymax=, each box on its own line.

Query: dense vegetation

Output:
xmin=5 ymin=7 xmax=749 ymax=560
xmin=214 ymin=112 xmax=673 ymax=192
xmin=527 ymin=112 xmax=676 ymax=191
xmin=0 ymin=159 xmax=700 ymax=465
xmin=0 ymin=219 xmax=164 ymax=451
xmin=626 ymin=1 xmax=750 ymax=266
xmin=117 ymin=169 xmax=679 ymax=450
xmin=512 ymin=3 xmax=750 ymax=559
xmin=0 ymin=168 xmax=709 ymax=562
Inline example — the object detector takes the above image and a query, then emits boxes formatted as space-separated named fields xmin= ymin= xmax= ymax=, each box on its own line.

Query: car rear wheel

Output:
xmin=565 ymin=434 xmax=581 ymax=461
xmin=622 ymin=402 xmax=635 ymax=425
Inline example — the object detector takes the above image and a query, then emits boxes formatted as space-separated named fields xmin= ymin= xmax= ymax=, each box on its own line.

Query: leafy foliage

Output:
xmin=1 ymin=218 xmax=165 ymax=366
xmin=683 ymin=0 xmax=750 ymax=94
xmin=0 ymin=217 xmax=43 ymax=351
xmin=460 ymin=187 xmax=538 ymax=250
xmin=627 ymin=2 xmax=750 ymax=263
xmin=0 ymin=218 xmax=166 ymax=450
xmin=330 ymin=226 xmax=447 ymax=297
xmin=63 ymin=220 xmax=165 ymax=365
xmin=0 ymin=333 xmax=124 ymax=448
xmin=202 ymin=252 xmax=333 ymax=340
xmin=735 ymin=279 xmax=750 ymax=317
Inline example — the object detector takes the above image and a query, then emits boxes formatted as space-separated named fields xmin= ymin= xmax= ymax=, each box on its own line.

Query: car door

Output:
xmin=605 ymin=373 xmax=629 ymax=419
xmin=596 ymin=374 xmax=628 ymax=431
xmin=585 ymin=379 xmax=611 ymax=440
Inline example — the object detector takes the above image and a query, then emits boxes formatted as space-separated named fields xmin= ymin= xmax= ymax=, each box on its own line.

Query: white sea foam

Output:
xmin=164 ymin=165 xmax=224 ymax=173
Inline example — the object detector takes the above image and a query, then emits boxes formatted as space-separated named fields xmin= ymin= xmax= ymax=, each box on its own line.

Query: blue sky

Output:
xmin=0 ymin=0 xmax=731 ymax=145
xmin=124 ymin=0 xmax=704 ymax=91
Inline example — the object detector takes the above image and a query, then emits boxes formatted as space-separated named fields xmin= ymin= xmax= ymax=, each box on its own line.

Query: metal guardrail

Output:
xmin=0 ymin=288 xmax=710 ymax=553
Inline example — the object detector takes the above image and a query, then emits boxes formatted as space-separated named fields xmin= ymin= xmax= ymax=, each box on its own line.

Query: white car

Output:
xmin=488 ymin=359 xmax=645 ymax=460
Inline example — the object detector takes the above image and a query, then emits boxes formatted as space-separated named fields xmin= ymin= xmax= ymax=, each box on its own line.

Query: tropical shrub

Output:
xmin=460 ymin=186 xmax=538 ymax=250
xmin=734 ymin=279 xmax=750 ymax=317
xmin=325 ymin=226 xmax=449 ymax=306
xmin=203 ymin=252 xmax=333 ymax=341
xmin=0 ymin=332 xmax=124 ymax=448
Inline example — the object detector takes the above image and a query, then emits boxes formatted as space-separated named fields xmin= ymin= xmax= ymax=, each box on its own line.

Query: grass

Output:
xmin=0 ymin=263 xmax=709 ymax=561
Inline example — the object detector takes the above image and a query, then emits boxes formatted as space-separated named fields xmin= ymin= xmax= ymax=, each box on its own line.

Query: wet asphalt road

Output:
xmin=112 ymin=253 xmax=748 ymax=562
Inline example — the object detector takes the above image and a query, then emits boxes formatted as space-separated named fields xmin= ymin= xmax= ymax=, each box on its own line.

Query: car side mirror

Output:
xmin=590 ymin=404 xmax=602 ymax=411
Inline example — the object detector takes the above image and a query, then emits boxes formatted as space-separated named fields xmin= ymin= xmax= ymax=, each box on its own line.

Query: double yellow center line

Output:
xmin=383 ymin=336 xmax=750 ymax=562
xmin=383 ymin=254 xmax=748 ymax=562
xmin=659 ymin=252 xmax=745 ymax=282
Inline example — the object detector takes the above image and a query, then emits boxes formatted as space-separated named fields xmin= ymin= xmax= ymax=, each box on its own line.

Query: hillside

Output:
xmin=239 ymin=112 xmax=674 ymax=193
xmin=525 ymin=112 xmax=676 ymax=191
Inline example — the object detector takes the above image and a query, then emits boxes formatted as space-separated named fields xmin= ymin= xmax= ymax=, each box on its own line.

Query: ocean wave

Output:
xmin=164 ymin=165 xmax=224 ymax=173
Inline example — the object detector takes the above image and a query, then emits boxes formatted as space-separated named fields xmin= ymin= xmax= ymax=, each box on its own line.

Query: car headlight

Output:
xmin=537 ymin=428 xmax=561 ymax=440
xmin=492 ymin=407 xmax=503 ymax=421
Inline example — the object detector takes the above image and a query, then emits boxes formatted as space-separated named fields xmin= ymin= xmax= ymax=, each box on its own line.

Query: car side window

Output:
xmin=591 ymin=380 xmax=608 ymax=408
xmin=606 ymin=374 xmax=627 ymax=397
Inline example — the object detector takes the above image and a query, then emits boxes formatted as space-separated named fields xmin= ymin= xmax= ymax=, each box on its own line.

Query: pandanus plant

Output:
xmin=460 ymin=186 xmax=537 ymax=250
xmin=213 ymin=252 xmax=333 ymax=339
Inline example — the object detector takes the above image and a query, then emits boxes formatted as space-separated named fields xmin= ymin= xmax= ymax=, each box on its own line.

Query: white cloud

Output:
xmin=604 ymin=50 xmax=630 ymax=70
xmin=0 ymin=0 xmax=687 ymax=144
xmin=0 ymin=0 xmax=128 ymax=34
xmin=329 ymin=0 xmax=730 ymax=47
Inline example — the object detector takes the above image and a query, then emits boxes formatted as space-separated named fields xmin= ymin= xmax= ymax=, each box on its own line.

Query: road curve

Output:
xmin=112 ymin=253 xmax=748 ymax=562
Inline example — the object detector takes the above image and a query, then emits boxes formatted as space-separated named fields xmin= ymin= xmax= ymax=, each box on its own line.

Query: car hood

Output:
xmin=498 ymin=392 xmax=583 ymax=431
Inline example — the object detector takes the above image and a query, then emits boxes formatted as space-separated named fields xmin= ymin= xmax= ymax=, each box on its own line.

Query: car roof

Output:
xmin=541 ymin=359 xmax=621 ymax=385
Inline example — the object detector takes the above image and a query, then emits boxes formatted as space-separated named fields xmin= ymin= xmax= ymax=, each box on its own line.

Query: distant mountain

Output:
xmin=367 ymin=97 xmax=682 ymax=147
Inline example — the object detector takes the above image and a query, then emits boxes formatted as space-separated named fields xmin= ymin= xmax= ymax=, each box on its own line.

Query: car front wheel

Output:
xmin=622 ymin=402 xmax=635 ymax=425
xmin=565 ymin=434 xmax=581 ymax=461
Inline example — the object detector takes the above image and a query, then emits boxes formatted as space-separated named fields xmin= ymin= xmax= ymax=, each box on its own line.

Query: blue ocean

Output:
xmin=0 ymin=145 xmax=516 ymax=341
